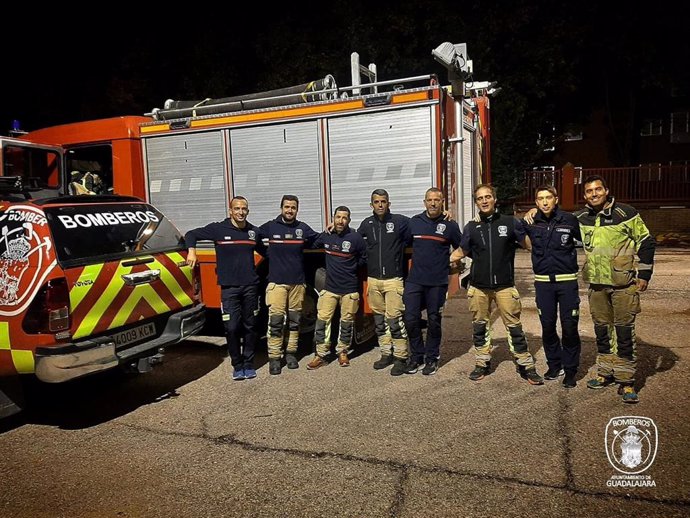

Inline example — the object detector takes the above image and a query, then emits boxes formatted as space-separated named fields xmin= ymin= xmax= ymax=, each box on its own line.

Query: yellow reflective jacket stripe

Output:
xmin=534 ymin=273 xmax=578 ymax=282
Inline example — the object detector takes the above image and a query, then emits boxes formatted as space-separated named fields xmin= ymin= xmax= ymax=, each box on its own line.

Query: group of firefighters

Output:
xmin=184 ymin=175 xmax=655 ymax=404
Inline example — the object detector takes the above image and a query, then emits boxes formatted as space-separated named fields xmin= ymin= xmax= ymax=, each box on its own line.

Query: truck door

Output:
xmin=0 ymin=140 xmax=63 ymax=198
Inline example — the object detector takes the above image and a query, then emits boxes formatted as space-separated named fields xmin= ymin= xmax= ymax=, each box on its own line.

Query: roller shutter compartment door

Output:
xmin=145 ymin=131 xmax=228 ymax=234
xmin=328 ymin=106 xmax=435 ymax=228
xmin=229 ymin=121 xmax=324 ymax=231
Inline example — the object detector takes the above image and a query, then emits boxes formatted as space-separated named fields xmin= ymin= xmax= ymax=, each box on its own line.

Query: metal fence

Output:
xmin=516 ymin=165 xmax=690 ymax=209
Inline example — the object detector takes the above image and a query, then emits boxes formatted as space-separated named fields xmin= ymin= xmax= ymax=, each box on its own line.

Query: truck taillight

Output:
xmin=22 ymin=278 xmax=71 ymax=334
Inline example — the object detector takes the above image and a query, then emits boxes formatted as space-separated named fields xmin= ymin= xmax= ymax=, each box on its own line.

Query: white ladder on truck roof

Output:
xmin=350 ymin=52 xmax=377 ymax=96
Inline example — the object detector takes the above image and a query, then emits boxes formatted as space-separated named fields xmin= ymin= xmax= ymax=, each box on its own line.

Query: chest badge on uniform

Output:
xmin=435 ymin=223 xmax=446 ymax=235
xmin=561 ymin=234 xmax=569 ymax=245
xmin=342 ymin=241 xmax=351 ymax=252
xmin=386 ymin=222 xmax=395 ymax=233
xmin=296 ymin=229 xmax=303 ymax=239
xmin=248 ymin=230 xmax=255 ymax=240
xmin=498 ymin=225 xmax=508 ymax=237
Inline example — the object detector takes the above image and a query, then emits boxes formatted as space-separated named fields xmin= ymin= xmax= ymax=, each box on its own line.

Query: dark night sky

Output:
xmin=3 ymin=2 xmax=687 ymax=151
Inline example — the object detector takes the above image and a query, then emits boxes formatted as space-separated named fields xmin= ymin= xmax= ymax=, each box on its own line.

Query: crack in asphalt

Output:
xmin=118 ymin=422 xmax=690 ymax=511
xmin=389 ymin=467 xmax=408 ymax=517
xmin=558 ymin=391 xmax=576 ymax=489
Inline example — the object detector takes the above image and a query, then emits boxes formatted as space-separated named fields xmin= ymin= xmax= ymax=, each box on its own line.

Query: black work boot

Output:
xmin=269 ymin=359 xmax=282 ymax=375
xmin=563 ymin=371 xmax=577 ymax=388
xmin=523 ymin=368 xmax=544 ymax=385
xmin=469 ymin=364 xmax=490 ymax=381
xmin=285 ymin=353 xmax=299 ymax=369
xmin=390 ymin=358 xmax=407 ymax=376
xmin=373 ymin=355 xmax=394 ymax=370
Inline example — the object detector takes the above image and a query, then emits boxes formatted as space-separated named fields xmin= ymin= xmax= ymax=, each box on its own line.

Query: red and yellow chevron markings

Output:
xmin=70 ymin=252 xmax=193 ymax=339
xmin=0 ymin=321 xmax=34 ymax=374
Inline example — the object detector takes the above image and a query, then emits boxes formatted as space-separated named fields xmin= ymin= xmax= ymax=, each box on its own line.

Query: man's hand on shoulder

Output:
xmin=523 ymin=208 xmax=538 ymax=224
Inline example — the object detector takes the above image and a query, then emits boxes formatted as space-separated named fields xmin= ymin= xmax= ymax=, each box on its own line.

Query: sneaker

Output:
xmin=618 ymin=384 xmax=640 ymax=404
xmin=373 ymin=355 xmax=394 ymax=370
xmin=563 ymin=372 xmax=577 ymax=388
xmin=269 ymin=359 xmax=282 ymax=375
xmin=285 ymin=353 xmax=299 ymax=369
xmin=243 ymin=365 xmax=257 ymax=379
xmin=306 ymin=355 xmax=327 ymax=370
xmin=543 ymin=367 xmax=565 ymax=380
xmin=469 ymin=365 xmax=489 ymax=381
xmin=523 ymin=368 xmax=544 ymax=385
xmin=232 ymin=367 xmax=245 ymax=381
xmin=390 ymin=358 xmax=407 ymax=376
xmin=422 ymin=360 xmax=439 ymax=376
xmin=586 ymin=375 xmax=615 ymax=389
xmin=404 ymin=358 xmax=423 ymax=374
xmin=338 ymin=351 xmax=350 ymax=367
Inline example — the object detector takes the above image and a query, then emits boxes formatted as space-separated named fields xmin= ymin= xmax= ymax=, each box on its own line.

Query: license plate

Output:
xmin=112 ymin=322 xmax=156 ymax=347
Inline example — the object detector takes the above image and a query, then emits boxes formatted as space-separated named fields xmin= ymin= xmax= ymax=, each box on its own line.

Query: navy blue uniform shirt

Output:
xmin=523 ymin=206 xmax=581 ymax=278
xmin=184 ymin=219 xmax=263 ymax=286
xmin=407 ymin=212 xmax=462 ymax=286
xmin=259 ymin=217 xmax=319 ymax=284
xmin=313 ymin=227 xmax=367 ymax=294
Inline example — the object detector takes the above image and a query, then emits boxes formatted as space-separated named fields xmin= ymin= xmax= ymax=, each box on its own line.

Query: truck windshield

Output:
xmin=44 ymin=202 xmax=185 ymax=267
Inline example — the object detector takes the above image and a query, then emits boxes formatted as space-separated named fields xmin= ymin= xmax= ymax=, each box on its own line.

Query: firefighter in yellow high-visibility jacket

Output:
xmin=575 ymin=175 xmax=655 ymax=404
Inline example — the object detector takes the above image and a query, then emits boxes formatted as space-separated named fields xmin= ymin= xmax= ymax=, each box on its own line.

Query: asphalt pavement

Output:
xmin=1 ymin=248 xmax=688 ymax=517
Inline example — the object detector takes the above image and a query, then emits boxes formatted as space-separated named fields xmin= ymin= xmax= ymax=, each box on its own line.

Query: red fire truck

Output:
xmin=4 ymin=52 xmax=490 ymax=306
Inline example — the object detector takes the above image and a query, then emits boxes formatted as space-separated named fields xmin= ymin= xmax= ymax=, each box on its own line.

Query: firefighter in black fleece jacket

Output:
xmin=357 ymin=189 xmax=412 ymax=375
xmin=450 ymin=184 xmax=545 ymax=386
